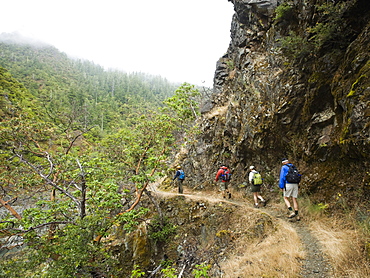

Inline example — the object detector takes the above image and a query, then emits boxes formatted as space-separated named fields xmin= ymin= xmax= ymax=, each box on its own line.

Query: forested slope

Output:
xmin=0 ymin=33 xmax=202 ymax=277
xmin=1 ymin=0 xmax=370 ymax=277
xmin=0 ymin=33 xmax=179 ymax=134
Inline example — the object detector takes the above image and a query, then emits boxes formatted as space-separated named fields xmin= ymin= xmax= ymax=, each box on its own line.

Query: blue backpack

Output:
xmin=178 ymin=170 xmax=185 ymax=180
xmin=221 ymin=169 xmax=231 ymax=181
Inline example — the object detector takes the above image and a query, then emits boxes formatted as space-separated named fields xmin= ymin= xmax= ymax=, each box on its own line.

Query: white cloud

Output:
xmin=0 ymin=0 xmax=234 ymax=87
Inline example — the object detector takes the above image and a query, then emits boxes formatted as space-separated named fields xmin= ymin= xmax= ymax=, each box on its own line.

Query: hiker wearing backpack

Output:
xmin=279 ymin=158 xmax=301 ymax=220
xmin=215 ymin=165 xmax=232 ymax=199
xmin=173 ymin=166 xmax=185 ymax=194
xmin=248 ymin=166 xmax=266 ymax=208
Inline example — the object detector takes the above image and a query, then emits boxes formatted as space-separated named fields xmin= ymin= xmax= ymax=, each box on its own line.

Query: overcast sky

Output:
xmin=0 ymin=0 xmax=234 ymax=87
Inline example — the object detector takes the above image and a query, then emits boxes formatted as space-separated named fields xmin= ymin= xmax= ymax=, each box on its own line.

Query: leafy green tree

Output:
xmin=163 ymin=82 xmax=201 ymax=125
xmin=0 ymin=93 xmax=183 ymax=277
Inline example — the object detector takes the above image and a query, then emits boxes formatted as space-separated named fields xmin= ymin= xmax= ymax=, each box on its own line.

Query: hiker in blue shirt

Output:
xmin=173 ymin=166 xmax=185 ymax=194
xmin=279 ymin=158 xmax=300 ymax=220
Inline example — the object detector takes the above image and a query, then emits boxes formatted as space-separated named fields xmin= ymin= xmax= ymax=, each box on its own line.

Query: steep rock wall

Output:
xmin=184 ymin=0 xmax=370 ymax=206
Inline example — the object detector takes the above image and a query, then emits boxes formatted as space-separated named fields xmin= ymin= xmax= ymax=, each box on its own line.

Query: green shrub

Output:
xmin=274 ymin=2 xmax=293 ymax=22
xmin=149 ymin=216 xmax=177 ymax=243
xmin=130 ymin=265 xmax=145 ymax=278
xmin=192 ymin=263 xmax=211 ymax=278
xmin=279 ymin=31 xmax=311 ymax=61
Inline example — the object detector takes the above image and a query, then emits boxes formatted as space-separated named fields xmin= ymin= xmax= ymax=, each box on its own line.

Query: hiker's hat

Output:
xmin=177 ymin=166 xmax=181 ymax=169
xmin=249 ymin=165 xmax=255 ymax=170
xmin=281 ymin=158 xmax=289 ymax=163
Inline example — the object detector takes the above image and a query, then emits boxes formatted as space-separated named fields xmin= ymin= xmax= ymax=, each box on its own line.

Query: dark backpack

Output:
xmin=221 ymin=169 xmax=231 ymax=181
xmin=286 ymin=164 xmax=301 ymax=183
xmin=252 ymin=172 xmax=263 ymax=185
xmin=178 ymin=170 xmax=185 ymax=180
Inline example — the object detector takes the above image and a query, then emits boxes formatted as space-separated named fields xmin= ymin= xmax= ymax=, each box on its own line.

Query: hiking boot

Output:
xmin=296 ymin=216 xmax=301 ymax=221
xmin=228 ymin=192 xmax=232 ymax=199
xmin=288 ymin=212 xmax=296 ymax=218
xmin=254 ymin=204 xmax=259 ymax=208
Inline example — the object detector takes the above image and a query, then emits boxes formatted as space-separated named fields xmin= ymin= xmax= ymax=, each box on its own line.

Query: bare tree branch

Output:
xmin=13 ymin=149 xmax=81 ymax=210
xmin=0 ymin=197 xmax=22 ymax=220
xmin=121 ymin=145 xmax=167 ymax=214
xmin=76 ymin=158 xmax=87 ymax=219
xmin=12 ymin=221 xmax=75 ymax=233
xmin=65 ymin=126 xmax=95 ymax=155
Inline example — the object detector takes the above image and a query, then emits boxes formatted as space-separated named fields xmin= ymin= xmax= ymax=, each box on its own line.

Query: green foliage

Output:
xmin=163 ymin=82 xmax=201 ymax=125
xmin=278 ymin=31 xmax=312 ymax=62
xmin=274 ymin=2 xmax=293 ymax=22
xmin=1 ymin=217 xmax=121 ymax=277
xmin=148 ymin=215 xmax=177 ymax=243
xmin=278 ymin=0 xmax=357 ymax=62
xmin=0 ymin=38 xmax=178 ymax=135
xmin=161 ymin=266 xmax=177 ymax=278
xmin=130 ymin=265 xmax=145 ymax=278
xmin=301 ymin=197 xmax=330 ymax=220
xmin=225 ymin=59 xmax=235 ymax=70
xmin=0 ymin=37 xmax=201 ymax=277
xmin=306 ymin=1 xmax=353 ymax=51
xmin=192 ymin=263 xmax=211 ymax=278
xmin=115 ymin=207 xmax=150 ymax=232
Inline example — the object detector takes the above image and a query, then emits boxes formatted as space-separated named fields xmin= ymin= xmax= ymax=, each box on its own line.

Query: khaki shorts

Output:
xmin=284 ymin=183 xmax=298 ymax=198
xmin=219 ymin=181 xmax=229 ymax=191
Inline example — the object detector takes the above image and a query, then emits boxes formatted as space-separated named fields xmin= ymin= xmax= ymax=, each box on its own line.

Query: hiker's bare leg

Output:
xmin=292 ymin=197 xmax=299 ymax=211
xmin=253 ymin=192 xmax=258 ymax=204
xmin=284 ymin=196 xmax=291 ymax=208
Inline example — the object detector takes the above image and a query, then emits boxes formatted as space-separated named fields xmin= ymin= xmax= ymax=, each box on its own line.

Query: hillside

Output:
xmin=0 ymin=32 xmax=179 ymax=133
xmin=1 ymin=0 xmax=370 ymax=277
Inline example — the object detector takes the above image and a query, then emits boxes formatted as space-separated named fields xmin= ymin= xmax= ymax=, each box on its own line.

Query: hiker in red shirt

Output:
xmin=215 ymin=165 xmax=232 ymax=199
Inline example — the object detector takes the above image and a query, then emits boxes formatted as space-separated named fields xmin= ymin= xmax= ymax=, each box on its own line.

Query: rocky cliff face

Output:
xmin=183 ymin=0 xmax=370 ymax=207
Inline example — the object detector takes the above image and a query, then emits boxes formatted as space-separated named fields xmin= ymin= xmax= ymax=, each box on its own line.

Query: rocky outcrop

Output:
xmin=184 ymin=0 xmax=370 ymax=207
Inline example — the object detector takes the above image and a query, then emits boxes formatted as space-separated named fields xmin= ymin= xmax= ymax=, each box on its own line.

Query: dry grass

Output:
xmin=310 ymin=219 xmax=370 ymax=278
xmin=157 ymin=185 xmax=370 ymax=277
xmin=219 ymin=214 xmax=304 ymax=278
xmin=298 ymin=197 xmax=370 ymax=277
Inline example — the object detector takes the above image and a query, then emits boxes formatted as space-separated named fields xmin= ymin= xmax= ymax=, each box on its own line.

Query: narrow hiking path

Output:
xmin=266 ymin=204 xmax=333 ymax=278
xmin=148 ymin=183 xmax=334 ymax=277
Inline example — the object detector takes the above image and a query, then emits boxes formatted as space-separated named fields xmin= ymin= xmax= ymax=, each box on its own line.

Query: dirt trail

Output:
xmin=149 ymin=184 xmax=334 ymax=277
xmin=295 ymin=223 xmax=333 ymax=277
xmin=265 ymin=204 xmax=333 ymax=278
